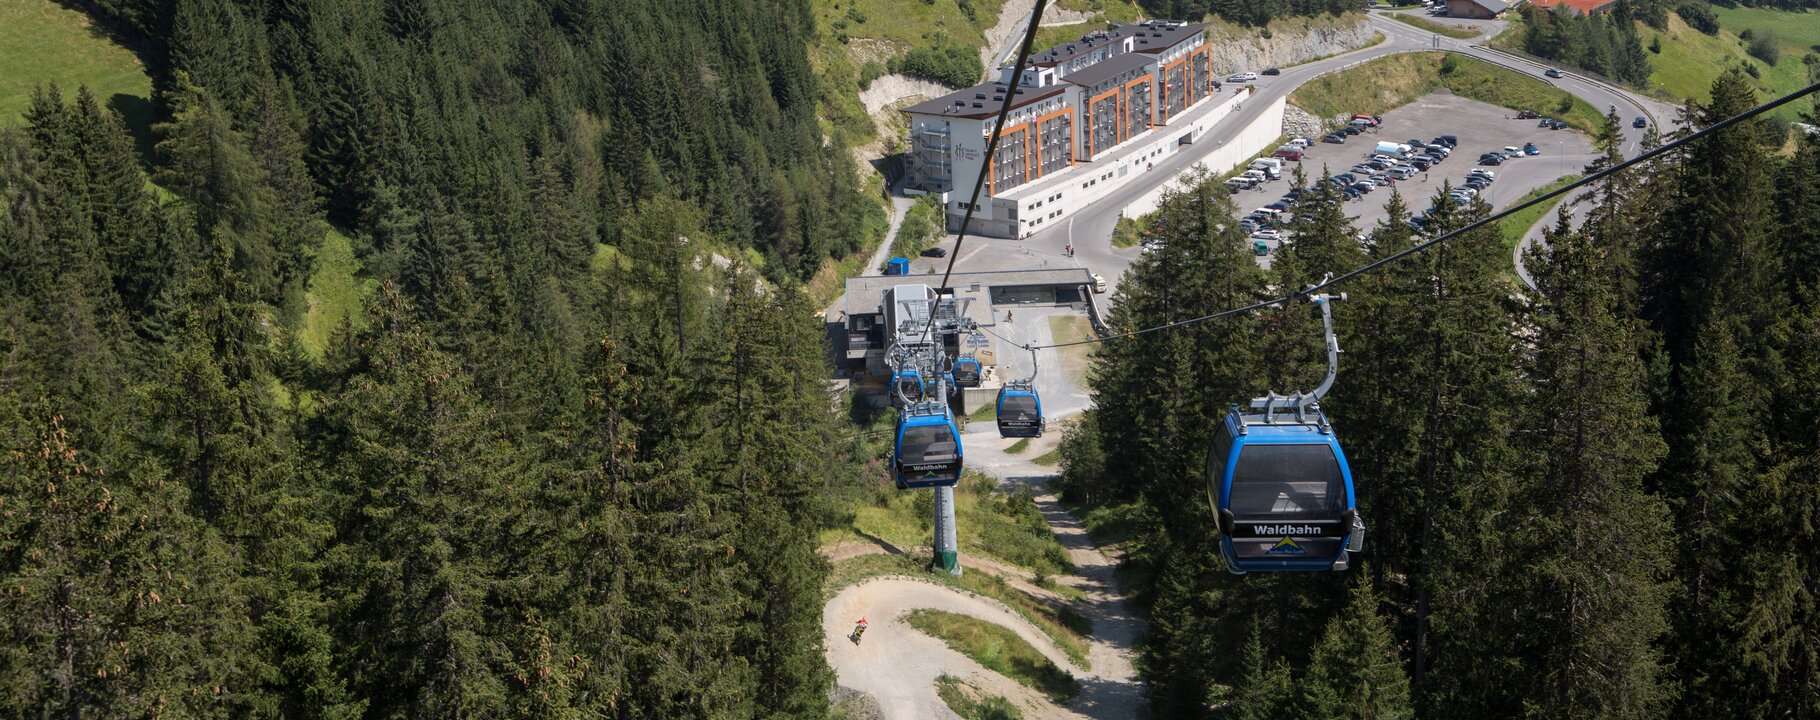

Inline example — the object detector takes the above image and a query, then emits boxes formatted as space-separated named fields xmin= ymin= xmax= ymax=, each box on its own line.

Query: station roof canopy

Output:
xmin=844 ymin=267 xmax=1097 ymax=320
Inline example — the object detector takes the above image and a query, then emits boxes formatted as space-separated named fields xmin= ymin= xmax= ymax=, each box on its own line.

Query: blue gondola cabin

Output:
xmin=1207 ymin=410 xmax=1361 ymax=573
xmin=895 ymin=409 xmax=963 ymax=489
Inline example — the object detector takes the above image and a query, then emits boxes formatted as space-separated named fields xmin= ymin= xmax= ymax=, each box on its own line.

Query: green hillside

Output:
xmin=0 ymin=0 xmax=150 ymax=125
xmin=816 ymin=0 xmax=1008 ymax=50
xmin=1644 ymin=13 xmax=1807 ymax=118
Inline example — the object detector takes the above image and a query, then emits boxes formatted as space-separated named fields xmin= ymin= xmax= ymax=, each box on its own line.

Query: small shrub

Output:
xmin=1650 ymin=35 xmax=1662 ymax=54
xmin=1744 ymin=61 xmax=1762 ymax=78
xmin=1676 ymin=2 xmax=1719 ymax=35
xmin=846 ymin=7 xmax=867 ymax=23
xmin=859 ymin=60 xmax=887 ymax=90
xmin=1748 ymin=30 xmax=1780 ymax=66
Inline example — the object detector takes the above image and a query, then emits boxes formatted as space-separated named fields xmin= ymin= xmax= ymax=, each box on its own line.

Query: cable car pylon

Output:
xmin=885 ymin=289 xmax=975 ymax=576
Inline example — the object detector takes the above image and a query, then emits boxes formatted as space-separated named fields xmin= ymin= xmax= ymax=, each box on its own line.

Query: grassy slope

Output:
xmin=935 ymin=675 xmax=1026 ymax=720
xmin=1289 ymin=52 xmax=1604 ymax=134
xmin=822 ymin=473 xmax=1075 ymax=575
xmin=1497 ymin=175 xmax=1579 ymax=251
xmin=298 ymin=228 xmax=376 ymax=359
xmin=1647 ymin=12 xmax=1807 ymax=118
xmin=816 ymin=0 xmax=1009 ymax=52
xmin=1389 ymin=12 xmax=1479 ymax=39
xmin=907 ymin=609 xmax=1081 ymax=702
xmin=0 ymin=0 xmax=150 ymax=127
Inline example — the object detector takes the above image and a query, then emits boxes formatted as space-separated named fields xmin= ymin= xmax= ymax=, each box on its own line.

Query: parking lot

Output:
xmin=1228 ymin=93 xmax=1597 ymax=255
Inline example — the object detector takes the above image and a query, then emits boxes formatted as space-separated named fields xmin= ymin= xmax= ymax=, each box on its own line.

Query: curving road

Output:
xmin=974 ymin=11 xmax=1672 ymax=300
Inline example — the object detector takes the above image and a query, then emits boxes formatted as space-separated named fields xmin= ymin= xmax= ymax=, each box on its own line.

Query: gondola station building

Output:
xmin=902 ymin=20 xmax=1237 ymax=238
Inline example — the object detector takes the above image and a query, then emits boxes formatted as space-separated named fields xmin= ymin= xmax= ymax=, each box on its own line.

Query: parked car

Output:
xmin=1503 ymin=146 xmax=1522 ymax=156
xmin=1411 ymin=156 xmax=1434 ymax=171
xmin=1283 ymin=187 xmax=1303 ymax=200
xmin=1426 ymin=144 xmax=1450 ymax=157
xmin=1265 ymin=201 xmax=1291 ymax=212
xmin=1479 ymin=154 xmax=1504 ymax=166
xmin=1351 ymin=182 xmax=1375 ymax=194
xmin=1524 ymin=142 xmax=1540 ymax=155
xmin=1390 ymin=166 xmax=1417 ymax=179
xmin=1262 ymin=67 xmax=1281 ymax=76
xmin=1227 ymin=72 xmax=1258 ymax=82
xmin=1633 ymin=116 xmax=1648 ymax=128
xmin=1341 ymin=125 xmax=1364 ymax=136
xmin=1352 ymin=163 xmax=1377 ymax=174
xmin=1544 ymin=68 xmax=1564 ymax=79
xmin=1468 ymin=169 xmax=1495 ymax=181
xmin=1434 ymin=135 xmax=1459 ymax=147
xmin=1539 ymin=118 xmax=1562 ymax=129
xmin=1322 ymin=133 xmax=1347 ymax=144
xmin=1335 ymin=173 xmax=1358 ymax=185
xmin=1342 ymin=187 xmax=1363 ymax=199
xmin=1517 ymin=110 xmax=1539 ymax=119
xmin=1273 ymin=148 xmax=1304 ymax=161
xmin=1352 ymin=113 xmax=1383 ymax=126
xmin=1368 ymin=159 xmax=1393 ymax=171
xmin=1465 ymin=178 xmax=1489 ymax=191
xmin=921 ymin=246 xmax=947 ymax=258
xmin=1407 ymin=138 xmax=1426 ymax=148
xmin=1251 ymin=229 xmax=1284 ymax=241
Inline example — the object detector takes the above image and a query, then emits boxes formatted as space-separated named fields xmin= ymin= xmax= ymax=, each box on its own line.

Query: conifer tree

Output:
xmin=314 ymin=284 xmax=517 ymax=716
xmin=0 ymin=404 xmax=272 ymax=717
xmin=1227 ymin=622 xmax=1296 ymax=720
xmin=1508 ymin=219 xmax=1674 ymax=719
xmin=1300 ymin=573 xmax=1412 ymax=720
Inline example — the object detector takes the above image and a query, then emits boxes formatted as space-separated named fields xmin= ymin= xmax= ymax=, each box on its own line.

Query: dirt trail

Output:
xmin=824 ymin=430 xmax=1148 ymax=719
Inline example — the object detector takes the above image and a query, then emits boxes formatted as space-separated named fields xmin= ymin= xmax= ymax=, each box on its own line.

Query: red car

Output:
xmin=1273 ymin=148 xmax=1303 ymax=161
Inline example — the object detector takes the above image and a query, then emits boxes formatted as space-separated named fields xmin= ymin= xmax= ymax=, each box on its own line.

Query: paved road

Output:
xmin=944 ymin=11 xmax=1673 ymax=301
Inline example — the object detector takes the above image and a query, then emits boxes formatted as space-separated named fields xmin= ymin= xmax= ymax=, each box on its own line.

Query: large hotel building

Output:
xmin=903 ymin=20 xmax=1223 ymax=238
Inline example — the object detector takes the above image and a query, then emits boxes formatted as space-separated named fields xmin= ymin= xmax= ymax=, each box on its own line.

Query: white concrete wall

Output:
xmin=1121 ymin=96 xmax=1287 ymax=217
xmin=996 ymin=90 xmax=1249 ymax=237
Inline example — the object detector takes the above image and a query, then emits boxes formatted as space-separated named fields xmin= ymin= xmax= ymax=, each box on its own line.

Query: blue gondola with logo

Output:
xmin=895 ymin=406 xmax=963 ymax=489
xmin=996 ymin=383 xmax=1044 ymax=438
xmin=996 ymin=345 xmax=1046 ymax=438
xmin=953 ymin=356 xmax=982 ymax=388
xmin=1206 ymin=293 xmax=1364 ymax=574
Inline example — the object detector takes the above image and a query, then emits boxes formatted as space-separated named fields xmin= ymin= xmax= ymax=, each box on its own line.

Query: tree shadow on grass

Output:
xmin=107 ymin=92 xmax=155 ymax=167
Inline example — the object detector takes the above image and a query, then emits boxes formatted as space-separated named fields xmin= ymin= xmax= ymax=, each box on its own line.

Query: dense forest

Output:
xmin=1135 ymin=0 xmax=1366 ymax=27
xmin=1517 ymin=0 xmax=1653 ymax=86
xmin=0 ymin=0 xmax=879 ymax=715
xmin=1057 ymin=70 xmax=1818 ymax=718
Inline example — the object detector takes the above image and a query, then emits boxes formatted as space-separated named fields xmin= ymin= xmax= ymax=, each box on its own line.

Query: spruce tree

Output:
xmin=1300 ymin=573 xmax=1412 ymax=720
xmin=0 ymin=403 xmax=273 ymax=717
xmin=1509 ymin=220 xmax=1675 ymax=719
